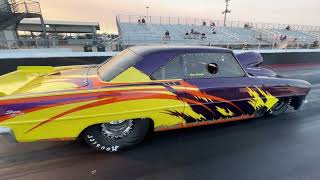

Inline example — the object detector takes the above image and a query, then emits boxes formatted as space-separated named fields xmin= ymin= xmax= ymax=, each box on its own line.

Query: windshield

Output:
xmin=98 ymin=49 xmax=142 ymax=82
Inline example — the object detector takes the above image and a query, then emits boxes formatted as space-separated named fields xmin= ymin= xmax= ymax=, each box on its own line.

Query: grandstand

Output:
xmin=117 ymin=15 xmax=320 ymax=49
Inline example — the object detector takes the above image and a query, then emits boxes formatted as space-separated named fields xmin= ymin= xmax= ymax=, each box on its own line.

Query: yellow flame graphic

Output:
xmin=246 ymin=87 xmax=279 ymax=111
xmin=216 ymin=107 xmax=235 ymax=117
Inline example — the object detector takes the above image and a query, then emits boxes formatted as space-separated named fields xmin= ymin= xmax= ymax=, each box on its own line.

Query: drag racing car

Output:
xmin=0 ymin=46 xmax=311 ymax=152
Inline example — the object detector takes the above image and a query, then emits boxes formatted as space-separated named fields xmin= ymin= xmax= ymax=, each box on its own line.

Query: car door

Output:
xmin=150 ymin=55 xmax=187 ymax=127
xmin=180 ymin=52 xmax=260 ymax=123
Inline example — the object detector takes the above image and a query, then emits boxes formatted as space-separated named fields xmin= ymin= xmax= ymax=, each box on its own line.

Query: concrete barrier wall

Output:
xmin=261 ymin=52 xmax=320 ymax=65
xmin=0 ymin=49 xmax=319 ymax=75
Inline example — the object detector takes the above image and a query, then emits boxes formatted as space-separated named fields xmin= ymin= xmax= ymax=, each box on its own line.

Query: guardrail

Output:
xmin=119 ymin=34 xmax=319 ymax=49
xmin=117 ymin=14 xmax=320 ymax=32
xmin=0 ymin=39 xmax=122 ymax=51
xmin=0 ymin=38 xmax=318 ymax=51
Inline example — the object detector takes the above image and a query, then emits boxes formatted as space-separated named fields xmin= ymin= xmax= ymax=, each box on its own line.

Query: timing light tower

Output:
xmin=222 ymin=0 xmax=231 ymax=27
xmin=145 ymin=0 xmax=150 ymax=22
xmin=146 ymin=6 xmax=149 ymax=18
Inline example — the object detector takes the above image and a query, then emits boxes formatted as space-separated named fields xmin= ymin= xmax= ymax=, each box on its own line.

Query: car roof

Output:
xmin=129 ymin=45 xmax=232 ymax=57
xmin=131 ymin=45 xmax=234 ymax=76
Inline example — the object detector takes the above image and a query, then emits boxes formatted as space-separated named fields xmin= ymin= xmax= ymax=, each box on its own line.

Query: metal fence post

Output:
xmin=24 ymin=1 xmax=28 ymax=13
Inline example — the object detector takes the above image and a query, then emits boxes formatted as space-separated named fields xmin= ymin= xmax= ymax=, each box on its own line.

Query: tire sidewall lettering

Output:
xmin=86 ymin=134 xmax=120 ymax=152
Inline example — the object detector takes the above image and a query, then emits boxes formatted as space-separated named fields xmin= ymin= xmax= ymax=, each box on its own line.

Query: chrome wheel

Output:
xmin=101 ymin=120 xmax=134 ymax=139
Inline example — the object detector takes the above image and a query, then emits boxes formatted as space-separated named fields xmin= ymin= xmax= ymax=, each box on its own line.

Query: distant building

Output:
xmin=18 ymin=19 xmax=100 ymax=39
xmin=0 ymin=0 xmax=44 ymax=48
xmin=0 ymin=0 xmax=101 ymax=50
xmin=0 ymin=0 xmax=18 ymax=48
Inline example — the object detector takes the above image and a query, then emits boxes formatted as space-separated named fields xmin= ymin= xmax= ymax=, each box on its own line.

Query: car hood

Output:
xmin=0 ymin=65 xmax=97 ymax=96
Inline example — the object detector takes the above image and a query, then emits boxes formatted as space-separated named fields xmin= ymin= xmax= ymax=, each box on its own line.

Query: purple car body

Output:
xmin=130 ymin=45 xmax=310 ymax=112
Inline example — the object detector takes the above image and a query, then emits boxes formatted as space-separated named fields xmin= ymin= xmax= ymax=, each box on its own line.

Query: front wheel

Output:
xmin=266 ymin=97 xmax=291 ymax=117
xmin=83 ymin=118 xmax=151 ymax=152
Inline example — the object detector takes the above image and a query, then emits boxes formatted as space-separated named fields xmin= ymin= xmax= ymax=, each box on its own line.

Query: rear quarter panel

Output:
xmin=0 ymin=83 xmax=186 ymax=142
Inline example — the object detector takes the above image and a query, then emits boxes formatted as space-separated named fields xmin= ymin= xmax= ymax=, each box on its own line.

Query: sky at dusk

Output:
xmin=37 ymin=0 xmax=320 ymax=33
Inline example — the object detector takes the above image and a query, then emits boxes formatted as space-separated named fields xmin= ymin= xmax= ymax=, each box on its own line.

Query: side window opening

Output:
xmin=151 ymin=52 xmax=246 ymax=80
xmin=151 ymin=55 xmax=184 ymax=80
xmin=183 ymin=53 xmax=246 ymax=79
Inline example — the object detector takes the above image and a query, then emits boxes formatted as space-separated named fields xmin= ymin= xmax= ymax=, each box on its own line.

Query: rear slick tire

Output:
xmin=83 ymin=118 xmax=150 ymax=152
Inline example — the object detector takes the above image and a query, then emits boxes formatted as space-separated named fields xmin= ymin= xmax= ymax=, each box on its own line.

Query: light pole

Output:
xmin=222 ymin=0 xmax=231 ymax=27
xmin=146 ymin=6 xmax=149 ymax=20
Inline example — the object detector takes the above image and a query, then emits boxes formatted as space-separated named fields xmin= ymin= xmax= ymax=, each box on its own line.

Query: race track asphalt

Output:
xmin=0 ymin=66 xmax=320 ymax=180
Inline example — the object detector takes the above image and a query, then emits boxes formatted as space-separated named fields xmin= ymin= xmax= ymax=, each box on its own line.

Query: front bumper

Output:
xmin=0 ymin=127 xmax=17 ymax=143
